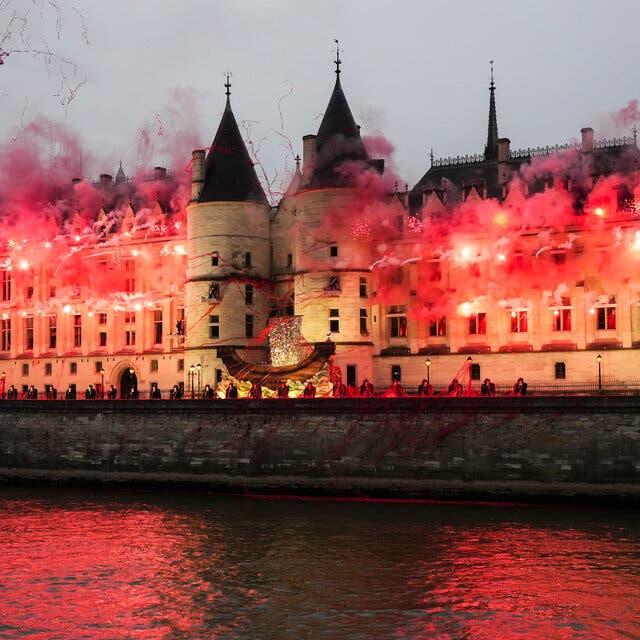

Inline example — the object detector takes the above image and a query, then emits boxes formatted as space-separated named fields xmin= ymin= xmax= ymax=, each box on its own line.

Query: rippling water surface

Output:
xmin=0 ymin=487 xmax=639 ymax=639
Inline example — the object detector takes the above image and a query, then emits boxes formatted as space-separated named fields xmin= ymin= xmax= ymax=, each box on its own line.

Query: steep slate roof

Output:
xmin=199 ymin=87 xmax=268 ymax=205
xmin=310 ymin=69 xmax=370 ymax=188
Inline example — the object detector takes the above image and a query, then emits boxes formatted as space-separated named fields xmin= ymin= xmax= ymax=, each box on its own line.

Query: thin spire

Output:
xmin=224 ymin=72 xmax=232 ymax=109
xmin=294 ymin=154 xmax=301 ymax=172
xmin=633 ymin=124 xmax=638 ymax=146
xmin=484 ymin=59 xmax=499 ymax=160
xmin=334 ymin=39 xmax=341 ymax=76
xmin=430 ymin=148 xmax=434 ymax=166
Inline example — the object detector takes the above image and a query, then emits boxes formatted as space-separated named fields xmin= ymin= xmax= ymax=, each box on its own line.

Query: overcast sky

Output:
xmin=1 ymin=0 xmax=639 ymax=187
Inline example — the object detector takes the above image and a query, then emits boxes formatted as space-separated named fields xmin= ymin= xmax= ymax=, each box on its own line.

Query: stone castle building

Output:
xmin=1 ymin=59 xmax=639 ymax=397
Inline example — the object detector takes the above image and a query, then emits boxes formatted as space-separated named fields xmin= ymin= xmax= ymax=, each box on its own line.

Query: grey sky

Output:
xmin=1 ymin=0 xmax=638 ymax=188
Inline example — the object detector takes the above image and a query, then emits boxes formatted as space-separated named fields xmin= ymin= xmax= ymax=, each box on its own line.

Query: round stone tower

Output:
xmin=185 ymin=78 xmax=271 ymax=391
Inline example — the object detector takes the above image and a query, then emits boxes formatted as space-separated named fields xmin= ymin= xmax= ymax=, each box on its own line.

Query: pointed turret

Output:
xmin=484 ymin=61 xmax=499 ymax=161
xmin=115 ymin=161 xmax=126 ymax=184
xmin=198 ymin=75 xmax=268 ymax=205
xmin=310 ymin=43 xmax=369 ymax=187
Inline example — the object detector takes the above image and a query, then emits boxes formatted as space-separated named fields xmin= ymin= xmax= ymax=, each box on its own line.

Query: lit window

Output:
xmin=73 ymin=314 xmax=82 ymax=348
xmin=468 ymin=312 xmax=486 ymax=335
xmin=429 ymin=316 xmax=447 ymax=337
xmin=24 ymin=316 xmax=34 ymax=351
xmin=596 ymin=296 xmax=616 ymax=330
xmin=387 ymin=305 xmax=407 ymax=338
xmin=551 ymin=297 xmax=572 ymax=332
xmin=510 ymin=310 xmax=528 ymax=333
xmin=1 ymin=319 xmax=11 ymax=351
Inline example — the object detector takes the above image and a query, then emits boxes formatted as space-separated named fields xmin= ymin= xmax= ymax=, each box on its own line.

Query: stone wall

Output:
xmin=1 ymin=398 xmax=639 ymax=502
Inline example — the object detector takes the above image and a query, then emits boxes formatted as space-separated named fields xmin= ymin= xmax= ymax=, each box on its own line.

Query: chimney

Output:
xmin=99 ymin=174 xmax=113 ymax=189
xmin=498 ymin=138 xmax=511 ymax=186
xmin=154 ymin=166 xmax=167 ymax=181
xmin=191 ymin=150 xmax=205 ymax=201
xmin=580 ymin=127 xmax=594 ymax=178
xmin=301 ymin=134 xmax=317 ymax=186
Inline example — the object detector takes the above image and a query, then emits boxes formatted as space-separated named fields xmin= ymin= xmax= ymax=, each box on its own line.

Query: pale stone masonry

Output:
xmin=1 ymin=62 xmax=640 ymax=396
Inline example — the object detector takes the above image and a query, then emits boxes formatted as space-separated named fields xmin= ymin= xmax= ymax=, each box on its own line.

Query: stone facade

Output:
xmin=1 ymin=399 xmax=640 ymax=501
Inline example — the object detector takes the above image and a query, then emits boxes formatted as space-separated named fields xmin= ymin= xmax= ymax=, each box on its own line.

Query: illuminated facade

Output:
xmin=1 ymin=62 xmax=640 ymax=397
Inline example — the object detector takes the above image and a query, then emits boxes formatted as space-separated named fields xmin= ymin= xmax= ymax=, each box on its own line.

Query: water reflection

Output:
xmin=0 ymin=489 xmax=638 ymax=639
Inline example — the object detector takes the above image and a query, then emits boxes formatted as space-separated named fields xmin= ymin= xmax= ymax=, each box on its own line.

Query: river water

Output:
xmin=0 ymin=487 xmax=638 ymax=640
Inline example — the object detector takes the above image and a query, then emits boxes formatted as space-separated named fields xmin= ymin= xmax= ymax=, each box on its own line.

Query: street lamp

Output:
xmin=596 ymin=353 xmax=603 ymax=392
xmin=189 ymin=364 xmax=195 ymax=399
xmin=196 ymin=363 xmax=202 ymax=397
xmin=425 ymin=359 xmax=431 ymax=385
xmin=100 ymin=367 xmax=105 ymax=399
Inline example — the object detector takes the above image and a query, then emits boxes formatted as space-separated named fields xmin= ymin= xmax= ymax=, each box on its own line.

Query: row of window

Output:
xmin=390 ymin=361 xmax=569 ymax=382
xmin=18 ymin=358 xmax=185 ymax=378
xmin=385 ymin=297 xmax=618 ymax=339
xmin=0 ymin=310 xmax=171 ymax=352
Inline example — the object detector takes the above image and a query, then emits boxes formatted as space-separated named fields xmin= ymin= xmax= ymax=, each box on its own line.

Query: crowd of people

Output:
xmin=0 ymin=377 xmax=529 ymax=400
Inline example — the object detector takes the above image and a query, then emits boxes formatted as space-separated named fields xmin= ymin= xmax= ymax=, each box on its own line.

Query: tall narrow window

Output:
xmin=1 ymin=270 xmax=11 ymax=301
xmin=211 ymin=251 xmax=219 ymax=266
xmin=124 ymin=329 xmax=136 ymax=346
xmin=98 ymin=313 xmax=107 ymax=325
xmin=329 ymin=308 xmax=340 ymax=333
xmin=154 ymin=309 xmax=163 ymax=345
xmin=468 ymin=312 xmax=486 ymax=335
xmin=124 ymin=259 xmax=135 ymax=293
xmin=596 ymin=296 xmax=616 ymax=330
xmin=245 ymin=314 xmax=254 ymax=338
xmin=330 ymin=243 xmax=338 ymax=257
xmin=24 ymin=316 xmax=34 ymax=351
xmin=73 ymin=314 xmax=82 ymax=348
xmin=1 ymin=318 xmax=11 ymax=351
xmin=551 ymin=297 xmax=572 ymax=332
xmin=208 ymin=283 xmax=220 ymax=300
xmin=48 ymin=316 xmax=57 ymax=349
xmin=555 ymin=362 xmax=566 ymax=379
xmin=286 ymin=253 xmax=293 ymax=268
xmin=387 ymin=305 xmax=407 ymax=338
xmin=245 ymin=284 xmax=254 ymax=305
xmin=209 ymin=315 xmax=219 ymax=339
xmin=99 ymin=331 xmax=107 ymax=347
xmin=244 ymin=251 xmax=252 ymax=267
xmin=359 ymin=277 xmax=368 ymax=298
xmin=359 ymin=308 xmax=368 ymax=335
xmin=327 ymin=275 xmax=340 ymax=292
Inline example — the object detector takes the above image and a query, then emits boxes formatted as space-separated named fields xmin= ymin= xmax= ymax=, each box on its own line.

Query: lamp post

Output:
xmin=466 ymin=356 xmax=473 ymax=394
xmin=189 ymin=364 xmax=195 ymax=399
xmin=596 ymin=353 xmax=603 ymax=392
xmin=196 ymin=363 xmax=202 ymax=397
xmin=425 ymin=359 xmax=431 ymax=385
xmin=100 ymin=367 xmax=105 ymax=399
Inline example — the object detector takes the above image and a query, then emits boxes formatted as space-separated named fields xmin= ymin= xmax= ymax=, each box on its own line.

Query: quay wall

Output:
xmin=0 ymin=398 xmax=640 ymax=503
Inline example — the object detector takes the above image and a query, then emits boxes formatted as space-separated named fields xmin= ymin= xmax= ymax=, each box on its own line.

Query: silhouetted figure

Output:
xmin=7 ymin=385 xmax=17 ymax=400
xmin=359 ymin=378 xmax=370 ymax=396
xmin=65 ymin=386 xmax=76 ymax=400
xmin=226 ymin=382 xmax=239 ymax=399
xmin=513 ymin=377 xmax=528 ymax=397
xmin=480 ymin=378 xmax=496 ymax=396
xmin=85 ymin=384 xmax=97 ymax=399
xmin=176 ymin=319 xmax=185 ymax=335
xmin=417 ymin=379 xmax=433 ymax=397
xmin=28 ymin=385 xmax=38 ymax=399
xmin=447 ymin=379 xmax=464 ymax=396
xmin=51 ymin=386 xmax=58 ymax=400
xmin=203 ymin=384 xmax=215 ymax=399
xmin=302 ymin=382 xmax=316 ymax=398
xmin=150 ymin=385 xmax=161 ymax=399
xmin=249 ymin=382 xmax=262 ymax=399
xmin=130 ymin=387 xmax=139 ymax=399
xmin=107 ymin=385 xmax=117 ymax=400
xmin=382 ymin=380 xmax=407 ymax=398
xmin=276 ymin=382 xmax=289 ymax=399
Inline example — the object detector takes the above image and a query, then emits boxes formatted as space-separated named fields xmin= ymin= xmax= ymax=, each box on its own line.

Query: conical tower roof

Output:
xmin=199 ymin=78 xmax=268 ymax=205
xmin=310 ymin=50 xmax=369 ymax=188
